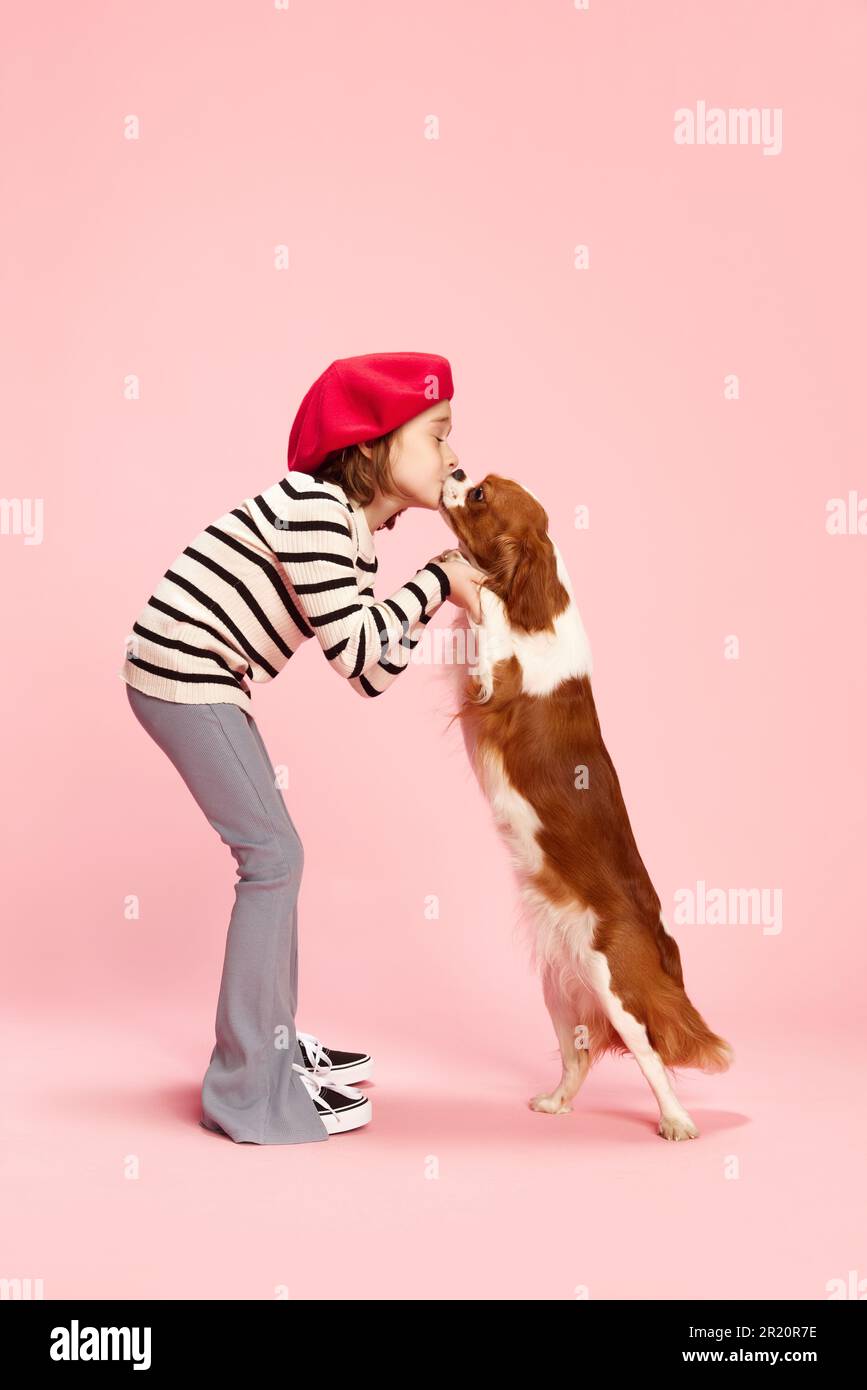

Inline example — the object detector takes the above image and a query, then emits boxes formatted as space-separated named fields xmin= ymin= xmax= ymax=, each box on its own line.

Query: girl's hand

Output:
xmin=429 ymin=552 xmax=487 ymax=624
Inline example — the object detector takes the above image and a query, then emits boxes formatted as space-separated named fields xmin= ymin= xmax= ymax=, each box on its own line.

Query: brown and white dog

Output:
xmin=438 ymin=471 xmax=733 ymax=1141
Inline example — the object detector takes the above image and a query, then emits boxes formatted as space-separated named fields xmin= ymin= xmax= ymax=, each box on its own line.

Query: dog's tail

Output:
xmin=648 ymin=917 xmax=734 ymax=1071
xmin=643 ymin=970 xmax=735 ymax=1073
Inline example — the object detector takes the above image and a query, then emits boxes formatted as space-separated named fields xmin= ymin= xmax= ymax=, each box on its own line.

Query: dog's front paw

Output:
xmin=658 ymin=1112 xmax=699 ymax=1141
xmin=529 ymin=1092 xmax=573 ymax=1116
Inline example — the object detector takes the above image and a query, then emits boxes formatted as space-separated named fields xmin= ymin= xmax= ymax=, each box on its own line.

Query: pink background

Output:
xmin=2 ymin=0 xmax=866 ymax=1299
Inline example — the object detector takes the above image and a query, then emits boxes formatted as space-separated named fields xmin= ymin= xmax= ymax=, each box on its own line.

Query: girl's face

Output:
xmin=387 ymin=400 xmax=460 ymax=510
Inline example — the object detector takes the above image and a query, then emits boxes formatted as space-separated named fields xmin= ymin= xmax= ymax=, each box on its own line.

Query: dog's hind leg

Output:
xmin=529 ymin=965 xmax=591 ymax=1115
xmin=583 ymin=945 xmax=700 ymax=1141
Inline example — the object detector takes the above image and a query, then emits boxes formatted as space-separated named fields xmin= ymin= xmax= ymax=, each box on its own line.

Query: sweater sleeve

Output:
xmin=266 ymin=491 xmax=451 ymax=685
xmin=344 ymin=582 xmax=437 ymax=699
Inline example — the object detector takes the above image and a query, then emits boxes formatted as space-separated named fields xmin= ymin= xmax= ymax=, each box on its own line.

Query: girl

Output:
xmin=120 ymin=352 xmax=485 ymax=1145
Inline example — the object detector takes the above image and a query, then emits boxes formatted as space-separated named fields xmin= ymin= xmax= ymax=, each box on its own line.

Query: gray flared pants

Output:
xmin=125 ymin=684 xmax=328 ymax=1145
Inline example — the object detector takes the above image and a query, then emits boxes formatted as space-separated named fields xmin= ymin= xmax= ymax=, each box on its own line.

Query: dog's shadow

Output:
xmin=357 ymin=1085 xmax=749 ymax=1146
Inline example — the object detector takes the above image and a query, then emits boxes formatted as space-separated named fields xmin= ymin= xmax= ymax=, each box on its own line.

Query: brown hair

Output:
xmin=314 ymin=431 xmax=413 ymax=532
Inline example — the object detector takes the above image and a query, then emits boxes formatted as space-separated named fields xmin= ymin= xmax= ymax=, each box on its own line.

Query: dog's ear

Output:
xmin=495 ymin=530 xmax=559 ymax=634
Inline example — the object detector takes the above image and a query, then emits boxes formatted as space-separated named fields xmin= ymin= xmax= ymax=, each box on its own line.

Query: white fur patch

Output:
xmin=466 ymin=539 xmax=592 ymax=701
xmin=439 ymin=474 xmax=591 ymax=699
xmin=474 ymin=742 xmax=545 ymax=881
xmin=515 ymin=539 xmax=592 ymax=692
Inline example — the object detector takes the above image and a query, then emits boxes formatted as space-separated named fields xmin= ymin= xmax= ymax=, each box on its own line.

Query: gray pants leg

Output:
xmin=125 ymin=684 xmax=328 ymax=1145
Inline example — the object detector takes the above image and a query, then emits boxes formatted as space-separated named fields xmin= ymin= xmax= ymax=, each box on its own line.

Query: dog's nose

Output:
xmin=451 ymin=469 xmax=466 ymax=482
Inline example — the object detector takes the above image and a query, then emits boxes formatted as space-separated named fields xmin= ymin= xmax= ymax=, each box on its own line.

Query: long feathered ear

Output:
xmin=494 ymin=530 xmax=560 ymax=634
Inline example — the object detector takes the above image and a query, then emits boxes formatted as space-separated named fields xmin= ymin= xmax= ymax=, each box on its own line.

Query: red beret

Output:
xmin=287 ymin=351 xmax=454 ymax=474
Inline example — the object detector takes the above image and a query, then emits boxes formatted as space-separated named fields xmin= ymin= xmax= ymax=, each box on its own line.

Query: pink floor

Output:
xmin=3 ymin=1007 xmax=862 ymax=1301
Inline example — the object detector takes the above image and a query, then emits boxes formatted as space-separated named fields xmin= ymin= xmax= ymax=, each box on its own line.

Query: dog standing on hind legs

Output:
xmin=436 ymin=471 xmax=734 ymax=1141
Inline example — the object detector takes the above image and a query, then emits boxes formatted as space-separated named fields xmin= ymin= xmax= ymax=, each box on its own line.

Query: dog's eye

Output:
xmin=470 ymin=486 xmax=485 ymax=502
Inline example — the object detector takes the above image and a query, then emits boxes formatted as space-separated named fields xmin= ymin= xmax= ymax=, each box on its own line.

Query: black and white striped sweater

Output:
xmin=118 ymin=471 xmax=452 ymax=706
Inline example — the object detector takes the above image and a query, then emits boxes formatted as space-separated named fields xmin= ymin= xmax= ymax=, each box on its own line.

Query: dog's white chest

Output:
xmin=468 ymin=540 xmax=592 ymax=700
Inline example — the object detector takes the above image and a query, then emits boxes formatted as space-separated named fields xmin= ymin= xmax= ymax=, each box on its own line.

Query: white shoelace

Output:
xmin=296 ymin=1030 xmax=333 ymax=1081
xmin=292 ymin=1061 xmax=341 ymax=1119
xmin=294 ymin=1032 xmax=367 ymax=1126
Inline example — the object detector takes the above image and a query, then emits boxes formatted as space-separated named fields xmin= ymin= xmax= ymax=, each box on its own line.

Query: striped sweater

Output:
xmin=118 ymin=471 xmax=452 ymax=706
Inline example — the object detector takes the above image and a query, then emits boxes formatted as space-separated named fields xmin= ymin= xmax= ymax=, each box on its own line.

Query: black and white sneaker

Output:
xmin=296 ymin=1030 xmax=374 ymax=1086
xmin=293 ymin=1063 xmax=371 ymax=1135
